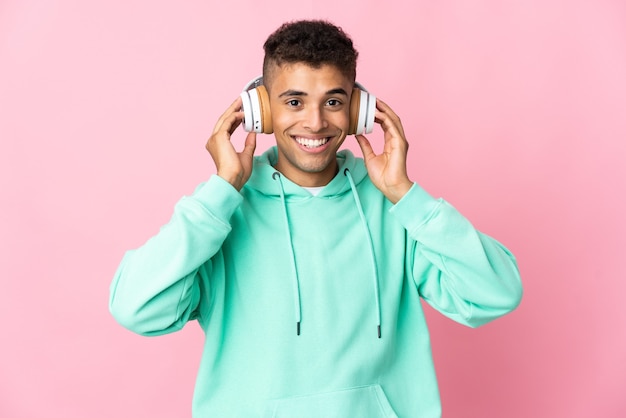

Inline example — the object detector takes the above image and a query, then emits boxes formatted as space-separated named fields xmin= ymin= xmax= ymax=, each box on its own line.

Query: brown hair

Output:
xmin=262 ymin=20 xmax=358 ymax=88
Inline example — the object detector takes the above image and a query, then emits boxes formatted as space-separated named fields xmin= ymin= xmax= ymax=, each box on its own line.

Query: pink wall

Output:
xmin=2 ymin=1 xmax=625 ymax=417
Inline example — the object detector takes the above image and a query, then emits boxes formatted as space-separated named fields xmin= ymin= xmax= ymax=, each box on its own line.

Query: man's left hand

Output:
xmin=355 ymin=99 xmax=413 ymax=204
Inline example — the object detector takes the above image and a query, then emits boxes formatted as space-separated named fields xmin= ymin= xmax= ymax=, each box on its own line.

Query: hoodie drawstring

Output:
xmin=344 ymin=168 xmax=382 ymax=338
xmin=272 ymin=172 xmax=302 ymax=335
xmin=272 ymin=170 xmax=382 ymax=339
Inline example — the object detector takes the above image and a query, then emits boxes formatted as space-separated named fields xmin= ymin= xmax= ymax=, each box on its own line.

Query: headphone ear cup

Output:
xmin=363 ymin=90 xmax=376 ymax=134
xmin=349 ymin=88 xmax=361 ymax=135
xmin=241 ymin=76 xmax=268 ymax=133
xmin=256 ymin=85 xmax=273 ymax=134
xmin=349 ymin=88 xmax=376 ymax=135
xmin=240 ymin=90 xmax=254 ymax=132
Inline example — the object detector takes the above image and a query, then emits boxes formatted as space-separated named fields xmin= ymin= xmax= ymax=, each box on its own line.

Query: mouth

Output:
xmin=292 ymin=136 xmax=332 ymax=149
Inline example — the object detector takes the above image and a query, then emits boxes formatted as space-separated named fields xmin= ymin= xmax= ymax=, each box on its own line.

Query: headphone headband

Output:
xmin=243 ymin=76 xmax=264 ymax=92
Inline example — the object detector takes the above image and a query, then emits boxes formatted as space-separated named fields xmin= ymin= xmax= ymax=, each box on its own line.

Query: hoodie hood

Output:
xmin=246 ymin=146 xmax=368 ymax=199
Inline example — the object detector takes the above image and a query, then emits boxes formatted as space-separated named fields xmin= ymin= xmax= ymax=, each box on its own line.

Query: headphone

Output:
xmin=240 ymin=76 xmax=376 ymax=135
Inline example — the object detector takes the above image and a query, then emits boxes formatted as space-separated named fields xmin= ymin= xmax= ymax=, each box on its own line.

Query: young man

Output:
xmin=110 ymin=20 xmax=522 ymax=417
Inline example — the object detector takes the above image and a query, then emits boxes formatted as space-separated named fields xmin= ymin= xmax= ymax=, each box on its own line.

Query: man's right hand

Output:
xmin=205 ymin=97 xmax=257 ymax=191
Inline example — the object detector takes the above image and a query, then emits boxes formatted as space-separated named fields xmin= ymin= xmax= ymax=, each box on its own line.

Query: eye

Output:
xmin=287 ymin=99 xmax=301 ymax=107
xmin=327 ymin=99 xmax=341 ymax=106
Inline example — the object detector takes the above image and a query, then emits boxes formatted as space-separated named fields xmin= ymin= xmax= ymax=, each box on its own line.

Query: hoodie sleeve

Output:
xmin=109 ymin=175 xmax=243 ymax=336
xmin=390 ymin=183 xmax=523 ymax=328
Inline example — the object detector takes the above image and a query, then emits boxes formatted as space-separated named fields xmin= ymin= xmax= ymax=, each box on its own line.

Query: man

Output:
xmin=110 ymin=20 xmax=522 ymax=417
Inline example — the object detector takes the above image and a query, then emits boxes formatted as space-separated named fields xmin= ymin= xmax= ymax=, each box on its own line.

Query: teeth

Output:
xmin=294 ymin=136 xmax=329 ymax=148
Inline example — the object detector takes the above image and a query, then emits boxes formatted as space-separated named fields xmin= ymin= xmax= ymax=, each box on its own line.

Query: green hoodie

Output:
xmin=110 ymin=147 xmax=522 ymax=417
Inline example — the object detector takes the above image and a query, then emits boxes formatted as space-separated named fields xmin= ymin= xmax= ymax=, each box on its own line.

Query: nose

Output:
xmin=302 ymin=106 xmax=328 ymax=132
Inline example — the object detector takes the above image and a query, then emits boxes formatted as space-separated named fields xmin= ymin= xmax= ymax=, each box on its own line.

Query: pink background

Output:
xmin=2 ymin=1 xmax=625 ymax=417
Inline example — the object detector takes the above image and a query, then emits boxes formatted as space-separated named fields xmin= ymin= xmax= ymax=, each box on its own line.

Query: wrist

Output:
xmin=217 ymin=170 xmax=244 ymax=191
xmin=387 ymin=180 xmax=413 ymax=204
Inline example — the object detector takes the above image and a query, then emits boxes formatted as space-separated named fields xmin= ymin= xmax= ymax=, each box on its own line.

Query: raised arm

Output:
xmin=357 ymin=98 xmax=522 ymax=326
xmin=110 ymin=98 xmax=254 ymax=335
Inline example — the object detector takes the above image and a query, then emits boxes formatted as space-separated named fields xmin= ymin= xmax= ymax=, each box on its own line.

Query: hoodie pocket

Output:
xmin=262 ymin=384 xmax=398 ymax=418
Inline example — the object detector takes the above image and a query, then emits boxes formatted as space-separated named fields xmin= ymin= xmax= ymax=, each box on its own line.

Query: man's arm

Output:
xmin=357 ymin=98 xmax=522 ymax=325
xmin=110 ymin=98 xmax=255 ymax=335
xmin=109 ymin=176 xmax=243 ymax=335
xmin=392 ymin=184 xmax=522 ymax=327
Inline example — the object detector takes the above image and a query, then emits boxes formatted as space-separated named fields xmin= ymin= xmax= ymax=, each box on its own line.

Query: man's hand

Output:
xmin=355 ymin=99 xmax=413 ymax=204
xmin=205 ymin=97 xmax=257 ymax=191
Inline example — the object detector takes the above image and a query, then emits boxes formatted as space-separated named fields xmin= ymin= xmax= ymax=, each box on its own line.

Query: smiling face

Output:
xmin=267 ymin=62 xmax=353 ymax=187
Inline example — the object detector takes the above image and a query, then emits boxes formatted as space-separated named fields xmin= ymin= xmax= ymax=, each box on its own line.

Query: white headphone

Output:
xmin=240 ymin=76 xmax=376 ymax=135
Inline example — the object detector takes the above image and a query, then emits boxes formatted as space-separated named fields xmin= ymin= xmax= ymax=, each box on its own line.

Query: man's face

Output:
xmin=267 ymin=62 xmax=353 ymax=187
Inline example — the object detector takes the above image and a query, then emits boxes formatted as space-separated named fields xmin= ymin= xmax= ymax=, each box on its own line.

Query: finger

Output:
xmin=212 ymin=111 xmax=245 ymax=141
xmin=241 ymin=131 xmax=257 ymax=158
xmin=355 ymin=134 xmax=376 ymax=162
xmin=225 ymin=111 xmax=245 ymax=136
xmin=212 ymin=97 xmax=244 ymax=135
xmin=374 ymin=104 xmax=406 ymax=140
xmin=375 ymin=99 xmax=404 ymax=127
xmin=206 ymin=110 xmax=244 ymax=153
xmin=375 ymin=98 xmax=400 ymax=122
xmin=375 ymin=111 xmax=406 ymax=141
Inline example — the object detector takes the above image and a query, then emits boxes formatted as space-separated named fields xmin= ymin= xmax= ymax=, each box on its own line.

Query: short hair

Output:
xmin=262 ymin=20 xmax=358 ymax=88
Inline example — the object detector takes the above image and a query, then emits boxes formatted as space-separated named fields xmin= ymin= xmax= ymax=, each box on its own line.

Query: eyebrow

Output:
xmin=278 ymin=88 xmax=349 ymax=98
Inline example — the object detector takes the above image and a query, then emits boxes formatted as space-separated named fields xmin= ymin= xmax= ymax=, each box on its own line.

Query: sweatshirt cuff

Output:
xmin=190 ymin=175 xmax=243 ymax=222
xmin=389 ymin=183 xmax=443 ymax=234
